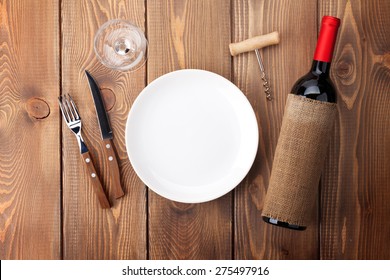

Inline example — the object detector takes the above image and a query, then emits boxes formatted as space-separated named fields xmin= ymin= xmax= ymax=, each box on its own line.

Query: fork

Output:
xmin=58 ymin=94 xmax=110 ymax=209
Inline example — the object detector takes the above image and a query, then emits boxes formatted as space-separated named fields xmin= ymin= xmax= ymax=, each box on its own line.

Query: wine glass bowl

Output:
xmin=94 ymin=19 xmax=148 ymax=71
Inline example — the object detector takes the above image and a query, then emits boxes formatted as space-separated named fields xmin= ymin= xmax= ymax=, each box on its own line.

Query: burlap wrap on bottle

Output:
xmin=262 ymin=94 xmax=337 ymax=226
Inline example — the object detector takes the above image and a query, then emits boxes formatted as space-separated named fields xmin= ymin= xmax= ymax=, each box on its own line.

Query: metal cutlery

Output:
xmin=85 ymin=70 xmax=125 ymax=199
xmin=58 ymin=94 xmax=110 ymax=209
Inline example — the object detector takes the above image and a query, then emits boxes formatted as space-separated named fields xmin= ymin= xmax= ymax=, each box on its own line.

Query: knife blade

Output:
xmin=85 ymin=70 xmax=113 ymax=139
xmin=86 ymin=70 xmax=125 ymax=199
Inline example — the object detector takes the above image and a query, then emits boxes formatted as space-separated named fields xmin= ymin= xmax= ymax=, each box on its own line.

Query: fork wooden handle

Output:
xmin=103 ymin=139 xmax=125 ymax=199
xmin=81 ymin=152 xmax=110 ymax=208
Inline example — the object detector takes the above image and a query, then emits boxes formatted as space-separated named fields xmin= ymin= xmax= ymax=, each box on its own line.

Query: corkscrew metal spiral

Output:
xmin=255 ymin=49 xmax=272 ymax=101
xmin=229 ymin=31 xmax=280 ymax=101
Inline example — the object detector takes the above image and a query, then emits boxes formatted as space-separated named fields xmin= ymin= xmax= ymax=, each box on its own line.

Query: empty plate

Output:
xmin=125 ymin=69 xmax=258 ymax=203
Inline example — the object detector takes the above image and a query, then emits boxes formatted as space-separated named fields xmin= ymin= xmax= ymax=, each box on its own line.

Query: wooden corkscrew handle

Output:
xmin=229 ymin=31 xmax=280 ymax=56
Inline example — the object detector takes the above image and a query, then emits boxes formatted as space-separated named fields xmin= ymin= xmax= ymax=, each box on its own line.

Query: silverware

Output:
xmin=85 ymin=70 xmax=124 ymax=199
xmin=58 ymin=94 xmax=110 ymax=209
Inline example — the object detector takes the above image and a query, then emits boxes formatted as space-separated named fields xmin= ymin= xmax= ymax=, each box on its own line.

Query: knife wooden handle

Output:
xmin=229 ymin=31 xmax=280 ymax=56
xmin=103 ymin=139 xmax=125 ymax=199
xmin=81 ymin=152 xmax=110 ymax=209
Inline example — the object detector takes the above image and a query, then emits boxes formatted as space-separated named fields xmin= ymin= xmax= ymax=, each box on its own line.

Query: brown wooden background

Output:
xmin=1 ymin=0 xmax=389 ymax=260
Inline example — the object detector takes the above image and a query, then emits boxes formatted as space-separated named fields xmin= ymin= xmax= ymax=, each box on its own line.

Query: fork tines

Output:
xmin=58 ymin=94 xmax=80 ymax=123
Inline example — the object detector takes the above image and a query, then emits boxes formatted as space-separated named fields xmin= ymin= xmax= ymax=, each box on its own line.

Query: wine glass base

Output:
xmin=94 ymin=19 xmax=148 ymax=72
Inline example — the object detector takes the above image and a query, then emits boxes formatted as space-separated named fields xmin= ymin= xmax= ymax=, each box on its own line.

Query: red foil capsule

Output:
xmin=313 ymin=16 xmax=341 ymax=63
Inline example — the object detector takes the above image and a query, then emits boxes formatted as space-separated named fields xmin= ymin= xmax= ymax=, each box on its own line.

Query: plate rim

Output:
xmin=125 ymin=69 xmax=259 ymax=203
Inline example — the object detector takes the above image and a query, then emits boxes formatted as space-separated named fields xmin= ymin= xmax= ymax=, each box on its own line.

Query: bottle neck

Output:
xmin=313 ymin=16 xmax=340 ymax=63
xmin=310 ymin=60 xmax=331 ymax=77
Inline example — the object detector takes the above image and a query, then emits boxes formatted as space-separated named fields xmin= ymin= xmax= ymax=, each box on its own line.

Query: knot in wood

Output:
xmin=101 ymin=88 xmax=116 ymax=111
xmin=335 ymin=44 xmax=356 ymax=86
xmin=383 ymin=52 xmax=390 ymax=69
xmin=281 ymin=248 xmax=289 ymax=256
xmin=336 ymin=60 xmax=354 ymax=80
xmin=26 ymin=98 xmax=50 ymax=119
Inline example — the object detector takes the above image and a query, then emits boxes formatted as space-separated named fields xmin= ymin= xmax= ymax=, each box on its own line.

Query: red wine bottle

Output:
xmin=291 ymin=16 xmax=340 ymax=102
xmin=262 ymin=16 xmax=340 ymax=230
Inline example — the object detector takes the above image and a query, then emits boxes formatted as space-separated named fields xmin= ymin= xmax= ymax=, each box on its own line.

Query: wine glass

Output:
xmin=94 ymin=19 xmax=148 ymax=71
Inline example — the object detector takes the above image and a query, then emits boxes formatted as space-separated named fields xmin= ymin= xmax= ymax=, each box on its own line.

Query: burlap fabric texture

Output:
xmin=262 ymin=94 xmax=337 ymax=227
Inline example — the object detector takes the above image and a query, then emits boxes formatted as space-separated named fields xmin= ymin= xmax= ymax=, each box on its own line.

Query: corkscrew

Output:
xmin=229 ymin=31 xmax=280 ymax=101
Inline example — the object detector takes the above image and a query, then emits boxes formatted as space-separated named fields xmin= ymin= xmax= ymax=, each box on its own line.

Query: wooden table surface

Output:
xmin=1 ymin=0 xmax=389 ymax=260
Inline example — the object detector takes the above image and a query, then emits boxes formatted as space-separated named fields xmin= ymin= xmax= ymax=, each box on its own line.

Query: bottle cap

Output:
xmin=313 ymin=16 xmax=341 ymax=63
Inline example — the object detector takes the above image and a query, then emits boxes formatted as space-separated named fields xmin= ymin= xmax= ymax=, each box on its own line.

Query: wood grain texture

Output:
xmin=233 ymin=0 xmax=319 ymax=259
xmin=61 ymin=0 xmax=146 ymax=259
xmin=1 ymin=0 xmax=389 ymax=261
xmin=147 ymin=0 xmax=232 ymax=259
xmin=0 ymin=0 xmax=60 ymax=259
xmin=320 ymin=0 xmax=390 ymax=259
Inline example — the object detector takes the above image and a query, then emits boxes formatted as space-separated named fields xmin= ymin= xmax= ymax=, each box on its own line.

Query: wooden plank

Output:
xmin=147 ymin=0 xmax=232 ymax=259
xmin=320 ymin=0 xmax=390 ymax=259
xmin=233 ymin=0 xmax=319 ymax=259
xmin=61 ymin=0 xmax=147 ymax=259
xmin=0 ymin=0 xmax=60 ymax=259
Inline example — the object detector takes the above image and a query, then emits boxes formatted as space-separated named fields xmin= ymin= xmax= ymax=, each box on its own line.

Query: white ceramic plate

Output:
xmin=125 ymin=69 xmax=258 ymax=203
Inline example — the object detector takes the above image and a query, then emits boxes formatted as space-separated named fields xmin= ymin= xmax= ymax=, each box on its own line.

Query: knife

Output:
xmin=85 ymin=70 xmax=125 ymax=199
